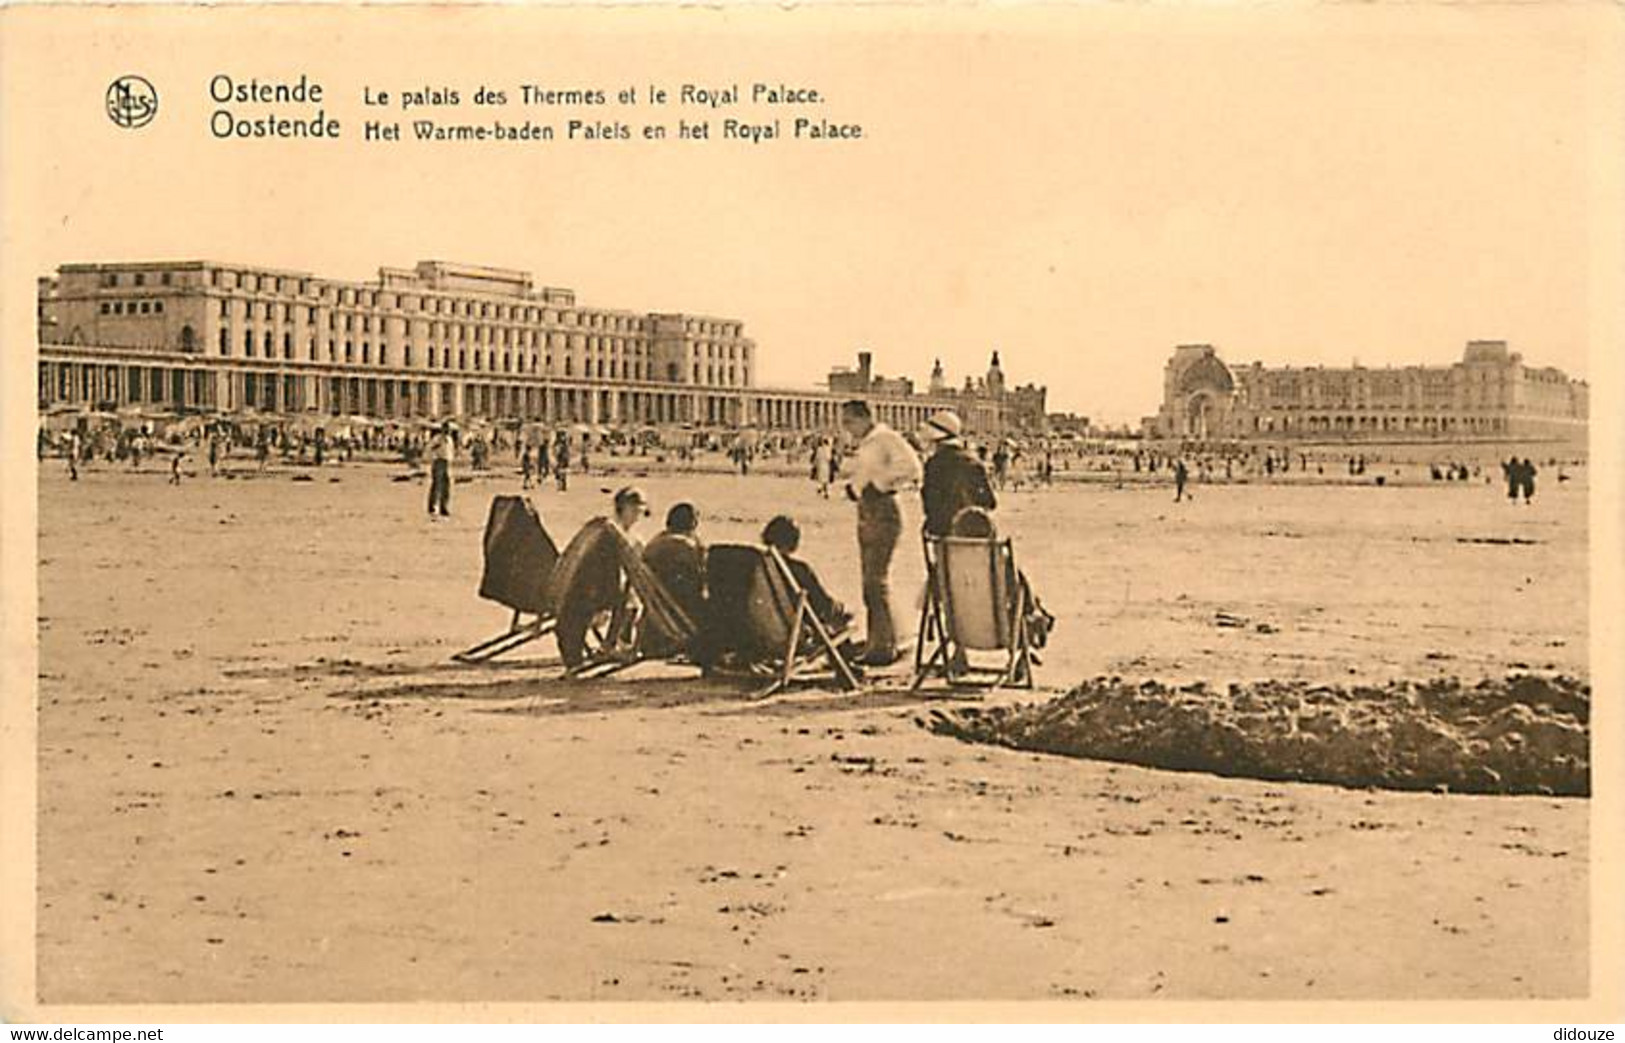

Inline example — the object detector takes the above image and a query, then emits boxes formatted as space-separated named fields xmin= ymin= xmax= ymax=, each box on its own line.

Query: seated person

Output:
xmin=641 ymin=502 xmax=707 ymax=657
xmin=946 ymin=506 xmax=1054 ymax=650
xmin=553 ymin=489 xmax=650 ymax=668
xmin=761 ymin=515 xmax=852 ymax=636
xmin=948 ymin=505 xmax=998 ymax=539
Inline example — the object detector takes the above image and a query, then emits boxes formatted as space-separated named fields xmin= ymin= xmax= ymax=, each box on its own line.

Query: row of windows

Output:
xmin=205 ymin=273 xmax=733 ymax=333
xmin=96 ymin=269 xmax=747 ymax=341
xmin=217 ymin=317 xmax=688 ymax=357
xmin=210 ymin=298 xmax=748 ymax=357
xmin=211 ymin=329 xmax=748 ymax=384
xmin=94 ymin=270 xmax=748 ymax=341
xmin=100 ymin=271 xmax=173 ymax=288
xmin=100 ymin=300 xmax=165 ymax=316
xmin=1249 ymin=373 xmax=1506 ymax=394
xmin=1247 ymin=400 xmax=1514 ymax=412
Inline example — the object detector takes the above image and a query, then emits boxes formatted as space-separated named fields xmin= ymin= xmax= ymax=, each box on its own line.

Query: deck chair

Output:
xmin=912 ymin=533 xmax=1036 ymax=690
xmin=453 ymin=496 xmax=561 ymax=663
xmin=704 ymin=544 xmax=862 ymax=698
xmin=552 ymin=518 xmax=699 ymax=680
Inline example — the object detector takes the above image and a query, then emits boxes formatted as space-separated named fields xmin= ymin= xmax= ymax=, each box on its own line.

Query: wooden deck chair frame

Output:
xmin=453 ymin=607 xmax=557 ymax=664
xmin=753 ymin=546 xmax=862 ymax=698
xmin=565 ymin=522 xmax=700 ymax=681
xmin=453 ymin=496 xmax=561 ymax=664
xmin=564 ymin=596 xmax=643 ymax=680
xmin=912 ymin=533 xmax=1035 ymax=691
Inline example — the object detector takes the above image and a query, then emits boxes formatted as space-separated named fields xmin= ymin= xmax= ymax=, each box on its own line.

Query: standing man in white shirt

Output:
xmin=427 ymin=422 xmax=454 ymax=518
xmin=839 ymin=399 xmax=923 ymax=666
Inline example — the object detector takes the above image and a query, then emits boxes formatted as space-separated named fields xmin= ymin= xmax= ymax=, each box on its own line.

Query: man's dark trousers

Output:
xmin=857 ymin=488 xmax=902 ymax=659
xmin=428 ymin=459 xmax=451 ymax=516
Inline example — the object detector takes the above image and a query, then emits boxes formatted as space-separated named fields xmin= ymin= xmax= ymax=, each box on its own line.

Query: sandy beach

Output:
xmin=35 ymin=456 xmax=1589 ymax=1003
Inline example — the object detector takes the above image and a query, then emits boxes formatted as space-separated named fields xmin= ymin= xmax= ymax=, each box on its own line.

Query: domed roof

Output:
xmin=1176 ymin=353 xmax=1234 ymax=395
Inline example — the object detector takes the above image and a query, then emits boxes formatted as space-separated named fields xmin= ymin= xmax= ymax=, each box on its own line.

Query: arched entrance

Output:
xmin=1185 ymin=389 xmax=1225 ymax=439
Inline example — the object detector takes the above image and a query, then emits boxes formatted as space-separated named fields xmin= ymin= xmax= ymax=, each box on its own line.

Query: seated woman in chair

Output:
xmin=761 ymin=515 xmax=852 ymax=636
xmin=643 ymin=502 xmax=707 ymax=620
xmin=640 ymin=502 xmax=707 ymax=659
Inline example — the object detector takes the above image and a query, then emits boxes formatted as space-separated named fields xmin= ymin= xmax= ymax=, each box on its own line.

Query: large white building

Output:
xmin=37 ymin=258 xmax=1030 ymax=436
xmin=1145 ymin=341 xmax=1588 ymax=443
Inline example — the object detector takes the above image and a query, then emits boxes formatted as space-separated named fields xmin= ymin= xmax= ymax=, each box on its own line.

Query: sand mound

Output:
xmin=923 ymin=675 xmax=1589 ymax=796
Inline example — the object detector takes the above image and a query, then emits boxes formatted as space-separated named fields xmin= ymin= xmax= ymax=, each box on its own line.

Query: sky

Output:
xmin=9 ymin=4 xmax=1611 ymax=424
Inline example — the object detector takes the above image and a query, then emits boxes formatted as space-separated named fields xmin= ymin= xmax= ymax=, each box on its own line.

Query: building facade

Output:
xmin=37 ymin=258 xmax=1044 ymax=438
xmin=826 ymin=350 xmax=1049 ymax=436
xmin=1145 ymin=341 xmax=1588 ymax=443
xmin=39 ymin=259 xmax=759 ymax=427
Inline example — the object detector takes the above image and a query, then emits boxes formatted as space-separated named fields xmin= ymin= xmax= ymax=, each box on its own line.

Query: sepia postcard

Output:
xmin=0 ymin=0 xmax=1622 ymax=1026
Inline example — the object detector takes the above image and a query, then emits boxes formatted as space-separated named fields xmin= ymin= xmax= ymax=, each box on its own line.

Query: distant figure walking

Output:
xmin=1173 ymin=458 xmax=1190 ymax=502
xmin=521 ymin=445 xmax=534 ymax=489
xmin=1503 ymin=457 xmax=1518 ymax=500
xmin=991 ymin=442 xmax=1011 ymax=491
xmin=813 ymin=438 xmax=833 ymax=499
xmin=1520 ymin=458 xmax=1537 ymax=504
xmin=66 ymin=431 xmax=81 ymax=482
xmin=208 ymin=436 xmax=220 ymax=476
xmin=427 ymin=424 xmax=453 ymax=518
xmin=169 ymin=451 xmax=184 ymax=486
xmin=554 ymin=434 xmax=571 ymax=492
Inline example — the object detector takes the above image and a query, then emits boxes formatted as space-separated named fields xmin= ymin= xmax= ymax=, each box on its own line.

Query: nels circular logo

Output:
xmin=106 ymin=75 xmax=158 ymax=129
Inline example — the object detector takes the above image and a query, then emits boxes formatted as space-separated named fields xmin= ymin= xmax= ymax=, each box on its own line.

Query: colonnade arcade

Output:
xmin=38 ymin=347 xmax=1002 ymax=435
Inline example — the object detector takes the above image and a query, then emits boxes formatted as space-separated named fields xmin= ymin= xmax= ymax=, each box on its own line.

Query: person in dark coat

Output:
xmin=917 ymin=410 xmax=996 ymax=538
xmin=761 ymin=515 xmax=850 ymax=634
xmin=643 ymin=502 xmax=706 ymax=624
xmin=1520 ymin=457 xmax=1538 ymax=503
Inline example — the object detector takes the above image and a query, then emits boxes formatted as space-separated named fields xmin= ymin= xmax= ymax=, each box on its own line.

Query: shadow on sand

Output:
xmin=322 ymin=656 xmax=1032 ymax=719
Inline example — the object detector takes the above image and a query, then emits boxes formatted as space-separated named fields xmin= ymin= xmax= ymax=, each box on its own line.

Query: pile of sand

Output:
xmin=924 ymin=675 xmax=1589 ymax=796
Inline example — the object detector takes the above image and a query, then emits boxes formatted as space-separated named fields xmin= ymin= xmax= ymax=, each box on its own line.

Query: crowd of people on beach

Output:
xmin=525 ymin=402 xmax=1049 ymax=676
xmin=39 ymin=406 xmax=1583 ymax=511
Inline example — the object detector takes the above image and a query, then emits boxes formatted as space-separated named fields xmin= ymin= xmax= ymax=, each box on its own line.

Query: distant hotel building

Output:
xmin=825 ymin=350 xmax=1048 ymax=435
xmin=1145 ymin=341 xmax=1588 ymax=443
xmin=36 ymin=259 xmax=1042 ymax=437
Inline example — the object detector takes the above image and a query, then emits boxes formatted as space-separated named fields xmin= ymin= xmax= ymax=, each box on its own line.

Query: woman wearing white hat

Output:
xmin=917 ymin=409 xmax=996 ymax=539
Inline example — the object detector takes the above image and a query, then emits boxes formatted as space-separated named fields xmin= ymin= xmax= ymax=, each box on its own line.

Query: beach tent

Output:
xmin=286 ymin=414 xmax=327 ymax=438
xmin=42 ymin=410 xmax=94 ymax=433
